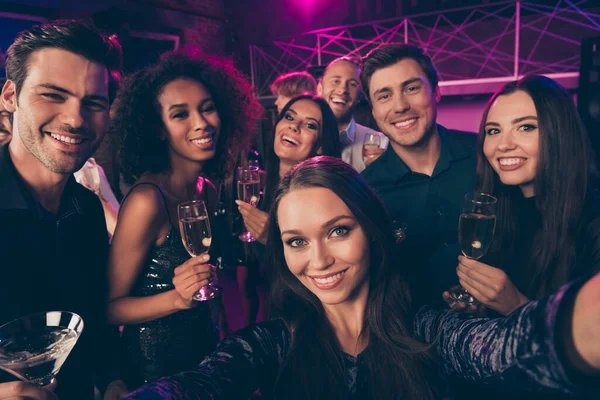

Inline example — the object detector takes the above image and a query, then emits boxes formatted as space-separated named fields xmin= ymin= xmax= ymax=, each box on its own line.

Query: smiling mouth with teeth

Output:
xmin=281 ymin=135 xmax=299 ymax=146
xmin=190 ymin=136 xmax=213 ymax=145
xmin=49 ymin=132 xmax=84 ymax=145
xmin=331 ymin=98 xmax=347 ymax=105
xmin=310 ymin=269 xmax=348 ymax=286
xmin=499 ymin=157 xmax=526 ymax=166
xmin=393 ymin=118 xmax=418 ymax=128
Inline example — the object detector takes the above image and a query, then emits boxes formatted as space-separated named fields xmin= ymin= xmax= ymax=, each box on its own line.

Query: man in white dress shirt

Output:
xmin=317 ymin=57 xmax=388 ymax=172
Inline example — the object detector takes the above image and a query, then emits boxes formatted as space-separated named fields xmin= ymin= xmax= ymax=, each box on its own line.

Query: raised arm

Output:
xmin=415 ymin=272 xmax=600 ymax=396
xmin=122 ymin=319 xmax=291 ymax=399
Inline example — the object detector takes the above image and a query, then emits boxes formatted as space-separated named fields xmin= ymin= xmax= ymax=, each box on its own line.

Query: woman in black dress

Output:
xmin=106 ymin=49 xmax=260 ymax=389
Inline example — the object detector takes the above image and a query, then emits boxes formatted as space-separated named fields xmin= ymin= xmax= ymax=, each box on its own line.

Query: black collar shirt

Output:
xmin=362 ymin=125 xmax=478 ymax=308
xmin=0 ymin=145 xmax=120 ymax=399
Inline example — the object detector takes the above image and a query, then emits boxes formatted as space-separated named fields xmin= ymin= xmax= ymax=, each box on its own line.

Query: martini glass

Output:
xmin=0 ymin=311 xmax=84 ymax=386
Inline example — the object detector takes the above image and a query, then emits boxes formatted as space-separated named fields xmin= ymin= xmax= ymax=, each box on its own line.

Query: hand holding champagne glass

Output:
xmin=237 ymin=167 xmax=261 ymax=242
xmin=362 ymin=131 xmax=385 ymax=165
xmin=178 ymin=200 xmax=220 ymax=301
xmin=450 ymin=192 xmax=497 ymax=304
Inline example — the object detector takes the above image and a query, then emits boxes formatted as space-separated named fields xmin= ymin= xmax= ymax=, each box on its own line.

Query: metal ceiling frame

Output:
xmin=250 ymin=0 xmax=600 ymax=97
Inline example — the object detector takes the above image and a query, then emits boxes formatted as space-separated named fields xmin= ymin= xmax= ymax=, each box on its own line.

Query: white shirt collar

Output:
xmin=339 ymin=117 xmax=357 ymax=143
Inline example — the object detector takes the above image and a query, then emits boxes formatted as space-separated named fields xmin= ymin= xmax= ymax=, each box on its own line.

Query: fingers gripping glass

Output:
xmin=178 ymin=200 xmax=221 ymax=301
xmin=362 ymin=132 xmax=384 ymax=164
xmin=450 ymin=193 xmax=497 ymax=304
xmin=237 ymin=167 xmax=261 ymax=242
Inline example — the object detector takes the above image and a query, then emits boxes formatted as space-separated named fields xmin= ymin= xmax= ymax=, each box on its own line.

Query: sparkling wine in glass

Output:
xmin=237 ymin=167 xmax=261 ymax=242
xmin=451 ymin=193 xmax=497 ymax=304
xmin=362 ymin=131 xmax=384 ymax=164
xmin=0 ymin=311 xmax=84 ymax=386
xmin=178 ymin=200 xmax=221 ymax=301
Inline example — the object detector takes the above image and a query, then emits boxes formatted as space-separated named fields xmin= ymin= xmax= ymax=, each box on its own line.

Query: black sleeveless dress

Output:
xmin=121 ymin=183 xmax=218 ymax=388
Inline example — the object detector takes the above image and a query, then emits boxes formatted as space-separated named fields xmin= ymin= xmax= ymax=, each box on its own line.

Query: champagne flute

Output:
xmin=362 ymin=131 xmax=384 ymax=164
xmin=450 ymin=192 xmax=497 ymax=304
xmin=237 ymin=167 xmax=261 ymax=242
xmin=178 ymin=200 xmax=221 ymax=301
xmin=0 ymin=311 xmax=84 ymax=386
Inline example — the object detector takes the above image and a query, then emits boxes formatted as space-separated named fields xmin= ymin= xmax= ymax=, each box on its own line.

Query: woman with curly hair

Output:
xmin=106 ymin=49 xmax=261 ymax=389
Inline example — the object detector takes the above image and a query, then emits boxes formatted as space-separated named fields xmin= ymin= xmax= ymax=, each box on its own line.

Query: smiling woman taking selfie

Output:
xmin=123 ymin=157 xmax=600 ymax=400
xmin=444 ymin=75 xmax=600 ymax=318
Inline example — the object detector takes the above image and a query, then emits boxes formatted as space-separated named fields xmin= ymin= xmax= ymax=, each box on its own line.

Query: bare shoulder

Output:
xmin=119 ymin=180 xmax=167 ymax=221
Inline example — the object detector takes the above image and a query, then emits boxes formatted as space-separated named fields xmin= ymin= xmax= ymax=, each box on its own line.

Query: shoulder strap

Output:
xmin=122 ymin=182 xmax=172 ymax=221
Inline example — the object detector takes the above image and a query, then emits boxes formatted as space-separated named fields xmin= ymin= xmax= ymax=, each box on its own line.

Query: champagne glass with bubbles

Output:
xmin=237 ymin=167 xmax=261 ymax=242
xmin=178 ymin=200 xmax=221 ymax=301
xmin=0 ymin=311 xmax=84 ymax=387
xmin=450 ymin=193 xmax=497 ymax=304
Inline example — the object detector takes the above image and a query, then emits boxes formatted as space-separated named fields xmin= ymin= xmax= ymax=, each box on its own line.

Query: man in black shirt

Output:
xmin=0 ymin=20 xmax=125 ymax=399
xmin=360 ymin=44 xmax=477 ymax=308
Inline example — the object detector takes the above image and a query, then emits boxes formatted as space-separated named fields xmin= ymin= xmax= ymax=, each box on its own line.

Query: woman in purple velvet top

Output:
xmin=123 ymin=157 xmax=600 ymax=400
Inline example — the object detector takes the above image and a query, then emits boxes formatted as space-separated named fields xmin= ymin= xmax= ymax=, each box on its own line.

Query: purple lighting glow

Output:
xmin=251 ymin=0 xmax=600 ymax=97
xmin=289 ymin=0 xmax=336 ymax=22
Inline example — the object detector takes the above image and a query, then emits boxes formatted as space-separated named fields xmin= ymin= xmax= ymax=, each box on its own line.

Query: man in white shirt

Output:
xmin=317 ymin=57 xmax=387 ymax=172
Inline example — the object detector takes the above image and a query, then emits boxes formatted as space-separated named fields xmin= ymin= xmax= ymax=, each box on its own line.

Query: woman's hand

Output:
xmin=569 ymin=271 xmax=600 ymax=372
xmin=103 ymin=380 xmax=128 ymax=400
xmin=236 ymin=201 xmax=269 ymax=244
xmin=442 ymin=286 xmax=488 ymax=317
xmin=0 ymin=381 xmax=58 ymax=400
xmin=172 ymin=253 xmax=215 ymax=309
xmin=456 ymin=256 xmax=529 ymax=316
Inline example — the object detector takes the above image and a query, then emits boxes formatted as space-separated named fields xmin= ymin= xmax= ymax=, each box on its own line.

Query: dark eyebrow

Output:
xmin=37 ymin=83 xmax=109 ymax=104
xmin=372 ymin=77 xmax=424 ymax=98
xmin=372 ymin=86 xmax=392 ymax=98
xmin=280 ymin=215 xmax=355 ymax=237
xmin=168 ymin=103 xmax=188 ymax=111
xmin=484 ymin=121 xmax=500 ymax=127
xmin=288 ymin=108 xmax=321 ymax=126
xmin=168 ymin=98 xmax=214 ymax=112
xmin=512 ymin=116 xmax=537 ymax=124
xmin=322 ymin=215 xmax=354 ymax=229
xmin=485 ymin=116 xmax=538 ymax=127
xmin=402 ymin=78 xmax=424 ymax=89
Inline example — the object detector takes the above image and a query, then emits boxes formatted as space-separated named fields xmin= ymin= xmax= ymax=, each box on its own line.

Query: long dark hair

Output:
xmin=477 ymin=74 xmax=592 ymax=298
xmin=113 ymin=49 xmax=261 ymax=184
xmin=262 ymin=95 xmax=341 ymax=211
xmin=265 ymin=157 xmax=439 ymax=400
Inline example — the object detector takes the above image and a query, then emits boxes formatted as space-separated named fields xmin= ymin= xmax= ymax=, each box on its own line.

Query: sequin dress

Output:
xmin=121 ymin=183 xmax=218 ymax=388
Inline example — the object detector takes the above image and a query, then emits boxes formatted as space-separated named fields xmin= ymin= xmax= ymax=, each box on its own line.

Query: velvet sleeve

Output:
xmin=122 ymin=319 xmax=291 ymax=399
xmin=414 ymin=278 xmax=598 ymax=396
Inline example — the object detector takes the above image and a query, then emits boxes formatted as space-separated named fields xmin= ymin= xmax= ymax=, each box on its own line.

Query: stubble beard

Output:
xmin=17 ymin=119 xmax=101 ymax=175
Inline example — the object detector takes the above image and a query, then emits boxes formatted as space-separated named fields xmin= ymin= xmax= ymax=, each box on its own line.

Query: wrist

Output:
xmin=170 ymin=289 xmax=185 ymax=310
xmin=518 ymin=293 xmax=530 ymax=307
xmin=170 ymin=289 xmax=190 ymax=311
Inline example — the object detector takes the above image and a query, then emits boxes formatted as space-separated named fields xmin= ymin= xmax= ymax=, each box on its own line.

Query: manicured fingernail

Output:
xmin=202 ymin=254 xmax=210 ymax=261
xmin=235 ymin=200 xmax=241 ymax=205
